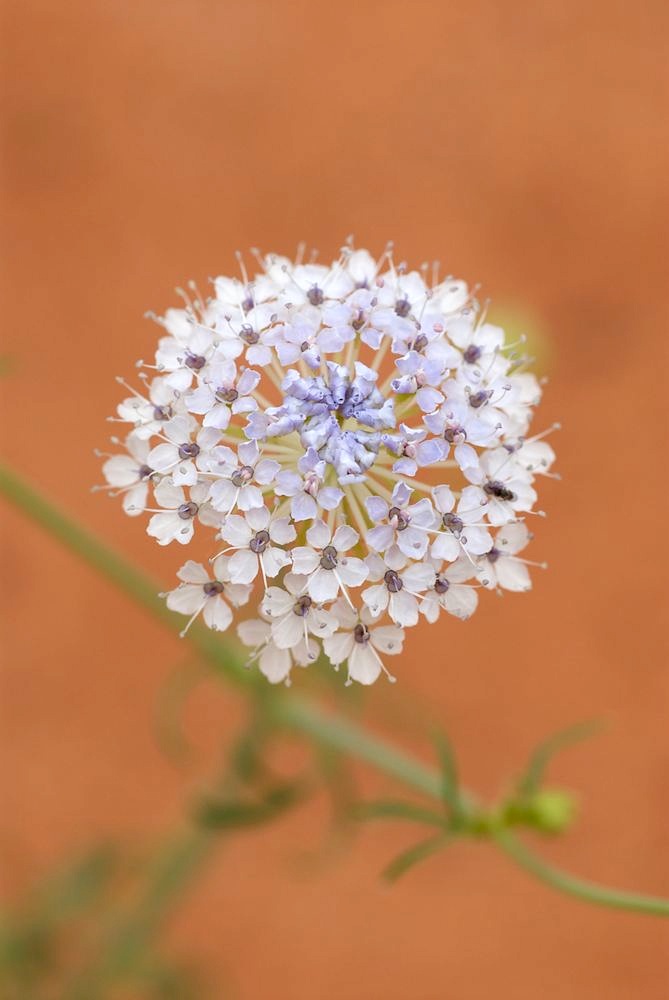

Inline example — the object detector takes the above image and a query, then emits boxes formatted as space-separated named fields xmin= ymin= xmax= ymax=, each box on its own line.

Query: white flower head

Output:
xmin=100 ymin=242 xmax=556 ymax=682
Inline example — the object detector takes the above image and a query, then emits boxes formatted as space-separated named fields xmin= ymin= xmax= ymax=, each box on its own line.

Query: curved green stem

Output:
xmin=494 ymin=829 xmax=669 ymax=917
xmin=2 ymin=460 xmax=668 ymax=918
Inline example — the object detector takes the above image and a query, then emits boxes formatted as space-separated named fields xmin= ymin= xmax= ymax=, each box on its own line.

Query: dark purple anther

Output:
xmin=249 ymin=529 xmax=270 ymax=553
xmin=178 ymin=442 xmax=201 ymax=459
xmin=463 ymin=344 xmax=482 ymax=364
xmin=468 ymin=389 xmax=491 ymax=409
xmin=240 ymin=325 xmax=259 ymax=345
xmin=353 ymin=623 xmax=370 ymax=644
xmin=442 ymin=512 xmax=464 ymax=534
xmin=231 ymin=465 xmax=254 ymax=488
xmin=388 ymin=506 xmax=410 ymax=531
xmin=444 ymin=424 xmax=466 ymax=443
xmin=384 ymin=569 xmax=403 ymax=593
xmin=394 ymin=297 xmax=411 ymax=317
xmin=215 ymin=386 xmax=239 ymax=403
xmin=484 ymin=480 xmax=516 ymax=502
xmin=185 ymin=354 xmax=206 ymax=371
xmin=177 ymin=502 xmax=198 ymax=520
xmin=293 ymin=595 xmax=312 ymax=617
xmin=319 ymin=545 xmax=338 ymax=570
xmin=307 ymin=286 xmax=324 ymax=305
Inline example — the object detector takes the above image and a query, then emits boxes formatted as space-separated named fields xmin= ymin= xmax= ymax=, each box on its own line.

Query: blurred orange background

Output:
xmin=2 ymin=1 xmax=668 ymax=996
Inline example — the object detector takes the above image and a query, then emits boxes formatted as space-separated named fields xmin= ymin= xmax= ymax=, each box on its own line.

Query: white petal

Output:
xmin=337 ymin=557 xmax=368 ymax=588
xmin=308 ymin=568 xmax=340 ymax=603
xmin=237 ymin=485 xmax=264 ymax=511
xmin=147 ymin=443 xmax=178 ymax=473
xmin=272 ymin=611 xmax=304 ymax=649
xmin=269 ymin=517 xmax=297 ymax=545
xmin=220 ymin=515 xmax=252 ymax=547
xmin=259 ymin=643 xmax=292 ymax=683
xmin=496 ymin=557 xmax=532 ymax=592
xmin=102 ymin=455 xmax=140 ymax=487
xmin=176 ymin=560 xmax=210 ymax=584
xmin=261 ymin=546 xmax=291 ymax=578
xmin=348 ymin=644 xmax=382 ymax=685
xmin=306 ymin=519 xmax=331 ymax=549
xmin=166 ymin=585 xmax=204 ymax=615
xmin=202 ymin=597 xmax=233 ymax=631
xmin=228 ymin=549 xmax=259 ymax=584
xmin=237 ymin=618 xmax=270 ymax=647
xmin=370 ymin=625 xmax=404 ymax=655
xmin=291 ymin=547 xmax=320 ymax=575
xmin=332 ymin=524 xmax=358 ymax=552
xmin=361 ymin=584 xmax=388 ymax=617
xmin=388 ymin=589 xmax=419 ymax=627
xmin=323 ymin=630 xmax=355 ymax=666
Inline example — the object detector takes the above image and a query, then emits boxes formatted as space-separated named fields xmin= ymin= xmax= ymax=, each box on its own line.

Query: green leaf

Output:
xmin=382 ymin=834 xmax=453 ymax=883
xmin=431 ymin=729 xmax=461 ymax=815
xmin=194 ymin=782 xmax=305 ymax=830
xmin=229 ymin=715 xmax=272 ymax=786
xmin=353 ymin=799 xmax=447 ymax=828
xmin=517 ymin=720 xmax=604 ymax=796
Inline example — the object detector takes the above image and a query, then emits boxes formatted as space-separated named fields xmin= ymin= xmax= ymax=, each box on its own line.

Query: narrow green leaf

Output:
xmin=382 ymin=834 xmax=452 ymax=883
xmin=194 ymin=782 xmax=304 ymax=830
xmin=432 ymin=730 xmax=461 ymax=814
xmin=353 ymin=799 xmax=447 ymax=828
xmin=517 ymin=720 xmax=604 ymax=796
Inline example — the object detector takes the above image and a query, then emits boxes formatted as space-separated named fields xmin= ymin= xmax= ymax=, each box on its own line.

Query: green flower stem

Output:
xmin=2 ymin=460 xmax=668 ymax=918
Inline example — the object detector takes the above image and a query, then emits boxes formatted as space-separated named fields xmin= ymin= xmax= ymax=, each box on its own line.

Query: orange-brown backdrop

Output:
xmin=2 ymin=1 xmax=668 ymax=997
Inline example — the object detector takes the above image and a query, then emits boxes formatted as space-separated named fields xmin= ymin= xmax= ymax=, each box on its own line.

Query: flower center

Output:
xmin=240 ymin=325 xmax=259 ymax=345
xmin=215 ymin=386 xmax=239 ymax=403
xmin=249 ymin=529 xmax=270 ymax=553
xmin=178 ymin=442 xmax=200 ymax=459
xmin=388 ymin=506 xmax=409 ymax=530
xmin=265 ymin=363 xmax=396 ymax=483
xmin=384 ymin=569 xmax=403 ymax=593
xmin=203 ymin=580 xmax=224 ymax=596
xmin=319 ymin=545 xmax=338 ymax=570
xmin=353 ymin=623 xmax=370 ymax=644
xmin=443 ymin=423 xmax=466 ymax=443
xmin=177 ymin=502 xmax=198 ymax=520
xmin=185 ymin=353 xmax=206 ymax=371
xmin=469 ymin=389 xmax=492 ymax=409
xmin=293 ymin=595 xmax=312 ymax=616
xmin=442 ymin=512 xmax=463 ymax=534
xmin=484 ymin=480 xmax=516 ymax=502
xmin=434 ymin=575 xmax=450 ymax=594
xmin=231 ymin=465 xmax=254 ymax=487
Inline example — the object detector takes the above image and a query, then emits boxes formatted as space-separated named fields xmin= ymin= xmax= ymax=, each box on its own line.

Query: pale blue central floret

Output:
xmin=245 ymin=361 xmax=396 ymax=484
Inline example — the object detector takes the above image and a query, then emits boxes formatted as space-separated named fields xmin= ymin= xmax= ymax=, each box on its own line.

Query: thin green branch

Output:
xmin=494 ymin=830 xmax=669 ymax=917
xmin=1 ymin=460 xmax=668 ymax=918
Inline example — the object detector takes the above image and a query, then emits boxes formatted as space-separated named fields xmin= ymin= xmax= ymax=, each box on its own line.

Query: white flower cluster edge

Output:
xmin=99 ymin=243 xmax=557 ymax=686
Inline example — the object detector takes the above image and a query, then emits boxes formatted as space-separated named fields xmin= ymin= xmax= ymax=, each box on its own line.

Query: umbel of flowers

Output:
xmin=99 ymin=243 xmax=557 ymax=685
